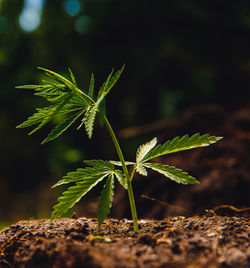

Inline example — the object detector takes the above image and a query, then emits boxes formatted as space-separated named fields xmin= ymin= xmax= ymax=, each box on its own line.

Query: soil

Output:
xmin=0 ymin=216 xmax=249 ymax=267
xmin=1 ymin=104 xmax=250 ymax=267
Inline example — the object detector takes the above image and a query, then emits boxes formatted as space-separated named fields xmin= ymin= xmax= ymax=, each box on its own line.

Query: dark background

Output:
xmin=1 ymin=0 xmax=250 ymax=224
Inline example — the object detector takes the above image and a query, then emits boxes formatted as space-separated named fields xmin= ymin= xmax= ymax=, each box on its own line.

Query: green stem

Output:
xmin=103 ymin=116 xmax=139 ymax=232
xmin=76 ymin=88 xmax=138 ymax=232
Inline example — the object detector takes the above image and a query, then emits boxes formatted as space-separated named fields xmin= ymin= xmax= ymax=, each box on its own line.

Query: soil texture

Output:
xmin=0 ymin=216 xmax=249 ymax=268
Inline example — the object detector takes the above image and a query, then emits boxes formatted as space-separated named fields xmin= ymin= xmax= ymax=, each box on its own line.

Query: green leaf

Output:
xmin=70 ymin=94 xmax=91 ymax=107
xmin=68 ymin=68 xmax=78 ymax=87
xmin=143 ymin=162 xmax=199 ymax=184
xmin=136 ymin=137 xmax=157 ymax=163
xmin=135 ymin=163 xmax=148 ymax=176
xmin=28 ymin=95 xmax=72 ymax=135
xmin=16 ymin=105 xmax=55 ymax=129
xmin=114 ymin=169 xmax=127 ymax=189
xmin=52 ymin=167 xmax=111 ymax=188
xmin=102 ymin=65 xmax=125 ymax=97
xmin=97 ymin=69 xmax=114 ymax=100
xmin=15 ymin=84 xmax=52 ymax=90
xmin=51 ymin=173 xmax=109 ymax=222
xmin=142 ymin=133 xmax=223 ymax=162
xmin=97 ymin=65 xmax=125 ymax=102
xmin=97 ymin=174 xmax=114 ymax=227
xmin=82 ymin=104 xmax=98 ymax=138
xmin=88 ymin=74 xmax=95 ymax=99
xmin=84 ymin=160 xmax=114 ymax=170
xmin=38 ymin=67 xmax=76 ymax=92
xmin=42 ymin=109 xmax=85 ymax=144
xmin=109 ymin=160 xmax=135 ymax=166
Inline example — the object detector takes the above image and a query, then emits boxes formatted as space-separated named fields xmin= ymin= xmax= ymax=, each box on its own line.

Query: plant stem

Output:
xmin=103 ymin=116 xmax=139 ymax=232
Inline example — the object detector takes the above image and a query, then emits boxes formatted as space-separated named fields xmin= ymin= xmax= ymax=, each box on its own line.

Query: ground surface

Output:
xmin=0 ymin=216 xmax=249 ymax=267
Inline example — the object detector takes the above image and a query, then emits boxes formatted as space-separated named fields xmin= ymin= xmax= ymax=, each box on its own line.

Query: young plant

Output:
xmin=16 ymin=66 xmax=222 ymax=232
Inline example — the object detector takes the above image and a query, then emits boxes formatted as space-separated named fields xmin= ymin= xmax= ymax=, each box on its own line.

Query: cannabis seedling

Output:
xmin=17 ymin=66 xmax=222 ymax=232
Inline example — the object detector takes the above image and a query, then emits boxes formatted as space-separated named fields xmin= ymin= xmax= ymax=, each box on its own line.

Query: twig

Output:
xmin=212 ymin=204 xmax=250 ymax=212
xmin=141 ymin=194 xmax=187 ymax=212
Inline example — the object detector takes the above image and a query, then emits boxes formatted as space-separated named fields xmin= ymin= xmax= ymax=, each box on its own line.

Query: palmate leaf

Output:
xmin=97 ymin=174 xmax=114 ymax=227
xmin=143 ymin=162 xmax=199 ymax=184
xmin=51 ymin=161 xmax=118 ymax=223
xmin=141 ymin=133 xmax=223 ymax=162
xmin=41 ymin=109 xmax=85 ymax=144
xmin=51 ymin=172 xmax=110 ymax=222
xmin=84 ymin=160 xmax=127 ymax=189
xmin=16 ymin=68 xmax=92 ymax=139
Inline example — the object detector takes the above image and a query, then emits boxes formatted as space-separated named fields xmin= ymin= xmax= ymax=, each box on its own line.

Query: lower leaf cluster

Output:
xmin=51 ymin=160 xmax=126 ymax=227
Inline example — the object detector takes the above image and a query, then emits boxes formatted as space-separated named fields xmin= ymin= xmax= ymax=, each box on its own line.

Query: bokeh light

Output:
xmin=0 ymin=15 xmax=7 ymax=33
xmin=64 ymin=0 xmax=81 ymax=16
xmin=75 ymin=15 xmax=91 ymax=34
xmin=19 ymin=0 xmax=45 ymax=32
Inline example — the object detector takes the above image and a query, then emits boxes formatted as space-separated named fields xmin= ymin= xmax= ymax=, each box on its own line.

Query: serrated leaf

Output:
xmin=97 ymin=65 xmax=125 ymax=103
xmin=42 ymin=109 xmax=85 ymax=144
xmin=142 ymin=133 xmax=223 ymax=162
xmin=16 ymin=105 xmax=55 ymax=129
xmin=136 ymin=137 xmax=157 ymax=163
xmin=97 ymin=174 xmax=114 ymax=227
xmin=15 ymin=84 xmax=52 ymax=90
xmin=97 ymin=69 xmax=114 ymax=100
xmin=84 ymin=160 xmax=114 ymax=170
xmin=51 ymin=173 xmax=109 ymax=222
xmin=28 ymin=95 xmax=72 ymax=135
xmin=102 ymin=65 xmax=125 ymax=97
xmin=88 ymin=74 xmax=94 ymax=99
xmin=135 ymin=163 xmax=148 ymax=176
xmin=81 ymin=104 xmax=97 ymax=138
xmin=68 ymin=68 xmax=78 ymax=86
xmin=143 ymin=162 xmax=199 ymax=184
xmin=114 ymin=169 xmax=127 ymax=189
xmin=52 ymin=167 xmax=110 ymax=188
xmin=109 ymin=160 xmax=135 ymax=166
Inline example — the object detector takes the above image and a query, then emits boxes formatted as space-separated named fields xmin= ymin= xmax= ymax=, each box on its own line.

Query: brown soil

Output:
xmin=0 ymin=216 xmax=249 ymax=268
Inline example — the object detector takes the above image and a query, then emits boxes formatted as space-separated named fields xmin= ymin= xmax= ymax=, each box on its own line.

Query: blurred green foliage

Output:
xmin=1 ymin=0 xmax=250 ymax=222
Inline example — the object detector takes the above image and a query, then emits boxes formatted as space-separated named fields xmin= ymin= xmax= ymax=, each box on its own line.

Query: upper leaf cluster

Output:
xmin=16 ymin=66 xmax=125 ymax=143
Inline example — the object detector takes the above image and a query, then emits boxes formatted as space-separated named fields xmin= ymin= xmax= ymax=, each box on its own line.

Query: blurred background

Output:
xmin=1 ymin=0 xmax=250 ymax=226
